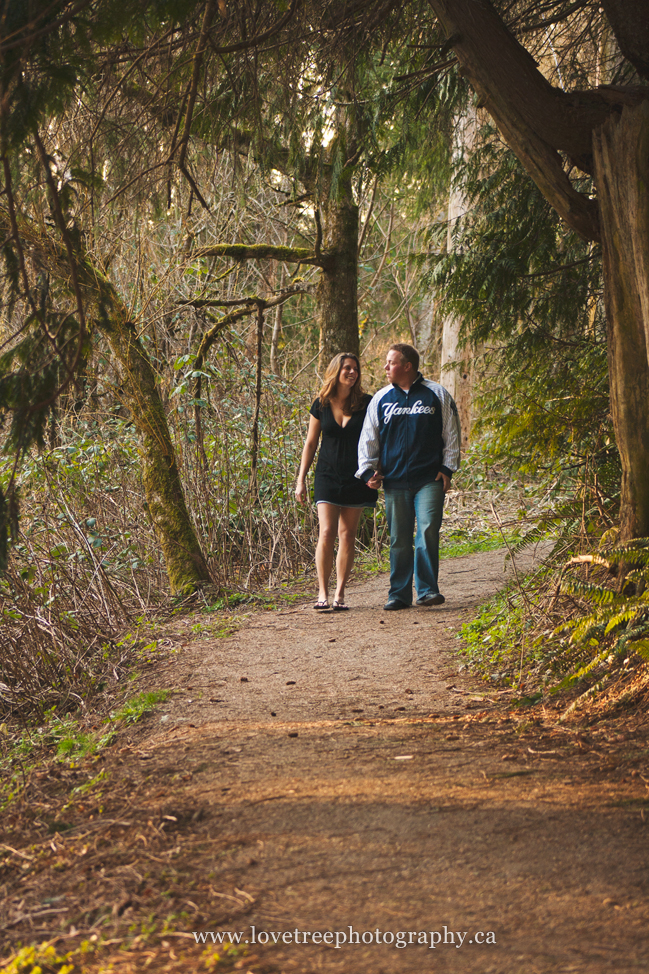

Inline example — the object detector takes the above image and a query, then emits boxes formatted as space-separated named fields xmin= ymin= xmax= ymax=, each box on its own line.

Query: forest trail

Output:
xmin=4 ymin=548 xmax=649 ymax=974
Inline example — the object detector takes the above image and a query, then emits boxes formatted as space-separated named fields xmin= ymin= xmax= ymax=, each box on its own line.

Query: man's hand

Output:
xmin=436 ymin=471 xmax=451 ymax=494
xmin=295 ymin=481 xmax=307 ymax=503
xmin=366 ymin=471 xmax=384 ymax=489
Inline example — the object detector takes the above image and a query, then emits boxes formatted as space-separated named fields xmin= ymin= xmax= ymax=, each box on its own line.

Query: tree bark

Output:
xmin=414 ymin=294 xmax=436 ymax=363
xmin=7 ymin=213 xmax=213 ymax=594
xmin=600 ymin=0 xmax=649 ymax=81
xmin=427 ymin=0 xmax=638 ymax=159
xmin=196 ymin=242 xmax=319 ymax=264
xmin=317 ymin=182 xmax=360 ymax=370
xmin=97 ymin=313 xmax=211 ymax=592
xmin=440 ymin=105 xmax=477 ymax=454
xmin=426 ymin=0 xmax=605 ymax=241
xmin=424 ymin=0 xmax=649 ymax=538
xmin=249 ymin=303 xmax=264 ymax=494
xmin=270 ymin=261 xmax=286 ymax=375
xmin=593 ymin=102 xmax=649 ymax=539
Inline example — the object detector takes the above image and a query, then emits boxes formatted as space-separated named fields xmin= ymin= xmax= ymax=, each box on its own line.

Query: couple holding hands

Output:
xmin=296 ymin=343 xmax=461 ymax=612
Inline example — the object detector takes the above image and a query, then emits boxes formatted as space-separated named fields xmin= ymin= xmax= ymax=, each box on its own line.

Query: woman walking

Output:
xmin=296 ymin=353 xmax=378 ymax=610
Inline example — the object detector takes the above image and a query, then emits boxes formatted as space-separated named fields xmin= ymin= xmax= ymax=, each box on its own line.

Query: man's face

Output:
xmin=385 ymin=350 xmax=412 ymax=387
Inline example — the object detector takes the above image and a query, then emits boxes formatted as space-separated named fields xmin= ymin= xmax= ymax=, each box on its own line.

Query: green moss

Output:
xmin=197 ymin=243 xmax=320 ymax=264
xmin=99 ymin=313 xmax=211 ymax=594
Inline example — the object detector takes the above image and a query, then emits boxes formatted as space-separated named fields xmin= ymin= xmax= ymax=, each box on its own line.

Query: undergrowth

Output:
xmin=0 ymin=941 xmax=79 ymax=974
xmin=0 ymin=689 xmax=172 ymax=812
xmin=0 ymin=412 xmax=521 ymax=724
xmin=0 ymin=935 xmax=247 ymax=974
xmin=459 ymin=538 xmax=649 ymax=717
xmin=440 ymin=529 xmax=505 ymax=559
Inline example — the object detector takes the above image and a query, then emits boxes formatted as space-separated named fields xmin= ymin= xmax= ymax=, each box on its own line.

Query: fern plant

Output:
xmin=555 ymin=539 xmax=649 ymax=689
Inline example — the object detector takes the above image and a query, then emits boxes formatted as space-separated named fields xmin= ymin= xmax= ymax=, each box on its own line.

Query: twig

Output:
xmin=289 ymin=351 xmax=319 ymax=383
xmin=7 ymin=908 xmax=69 ymax=928
xmin=357 ymin=173 xmax=380 ymax=255
xmin=175 ymin=0 xmax=216 ymax=211
xmin=249 ymin=303 xmax=264 ymax=496
xmin=489 ymin=502 xmax=533 ymax=608
xmin=0 ymin=843 xmax=34 ymax=860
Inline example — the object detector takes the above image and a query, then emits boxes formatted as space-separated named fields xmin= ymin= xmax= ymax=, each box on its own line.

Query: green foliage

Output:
xmin=428 ymin=121 xmax=615 ymax=493
xmin=110 ymin=689 xmax=170 ymax=724
xmin=557 ymin=539 xmax=649 ymax=674
xmin=0 ymin=713 xmax=110 ymax=812
xmin=440 ymin=531 xmax=506 ymax=559
xmin=0 ymin=686 xmax=166 ymax=810
xmin=0 ymin=940 xmax=75 ymax=974
xmin=0 ymin=415 xmax=160 ymax=718
xmin=459 ymin=587 xmax=528 ymax=685
xmin=46 ymin=716 xmax=114 ymax=759
xmin=0 ymin=314 xmax=87 ymax=454
xmin=459 ymin=540 xmax=649 ymax=709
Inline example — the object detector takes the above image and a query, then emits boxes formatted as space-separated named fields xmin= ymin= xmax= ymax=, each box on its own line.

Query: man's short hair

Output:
xmin=390 ymin=343 xmax=419 ymax=373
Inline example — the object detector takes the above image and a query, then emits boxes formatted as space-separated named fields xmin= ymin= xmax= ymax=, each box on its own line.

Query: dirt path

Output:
xmin=3 ymin=548 xmax=649 ymax=973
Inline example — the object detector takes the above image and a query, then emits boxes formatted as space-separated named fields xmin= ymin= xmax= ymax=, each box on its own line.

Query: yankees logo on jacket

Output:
xmin=356 ymin=372 xmax=461 ymax=490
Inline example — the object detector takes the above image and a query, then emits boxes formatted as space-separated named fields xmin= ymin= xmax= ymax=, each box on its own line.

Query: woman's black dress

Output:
xmin=310 ymin=395 xmax=378 ymax=508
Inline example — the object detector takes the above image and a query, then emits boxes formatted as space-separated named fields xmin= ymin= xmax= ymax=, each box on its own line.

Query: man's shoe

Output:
xmin=383 ymin=598 xmax=410 ymax=611
xmin=416 ymin=593 xmax=445 ymax=606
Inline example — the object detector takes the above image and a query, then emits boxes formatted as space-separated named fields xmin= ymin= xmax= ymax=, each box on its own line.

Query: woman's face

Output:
xmin=338 ymin=357 xmax=359 ymax=390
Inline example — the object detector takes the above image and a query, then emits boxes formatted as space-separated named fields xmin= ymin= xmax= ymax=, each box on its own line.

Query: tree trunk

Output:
xmin=249 ymin=303 xmax=264 ymax=494
xmin=440 ymin=316 xmax=473 ymax=456
xmin=424 ymin=0 xmax=649 ymax=537
xmin=270 ymin=261 xmax=286 ymax=375
xmin=440 ymin=106 xmax=477 ymax=454
xmin=100 ymin=328 xmax=211 ymax=591
xmin=105 ymin=334 xmax=211 ymax=593
xmin=426 ymin=0 xmax=602 ymax=241
xmin=414 ymin=294 xmax=436 ymax=364
xmin=80 ymin=271 xmax=212 ymax=594
xmin=7 ymin=210 xmax=213 ymax=594
xmin=317 ymin=181 xmax=360 ymax=370
xmin=600 ymin=0 xmax=649 ymax=81
xmin=593 ymin=102 xmax=649 ymax=539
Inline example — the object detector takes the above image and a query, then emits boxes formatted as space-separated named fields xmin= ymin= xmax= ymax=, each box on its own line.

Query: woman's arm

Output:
xmin=295 ymin=414 xmax=321 ymax=503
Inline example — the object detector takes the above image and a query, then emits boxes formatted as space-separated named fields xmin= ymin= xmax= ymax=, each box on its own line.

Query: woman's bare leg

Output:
xmin=316 ymin=503 xmax=341 ymax=602
xmin=334 ymin=507 xmax=364 ymax=603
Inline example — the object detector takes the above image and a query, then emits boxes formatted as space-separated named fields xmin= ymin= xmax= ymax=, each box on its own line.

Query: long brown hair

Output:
xmin=318 ymin=352 xmax=366 ymax=414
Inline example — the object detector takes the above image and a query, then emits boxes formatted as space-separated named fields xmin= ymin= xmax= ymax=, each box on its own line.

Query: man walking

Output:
xmin=356 ymin=344 xmax=461 ymax=610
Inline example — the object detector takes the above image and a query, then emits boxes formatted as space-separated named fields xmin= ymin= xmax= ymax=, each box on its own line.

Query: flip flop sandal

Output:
xmin=314 ymin=600 xmax=330 ymax=611
xmin=332 ymin=600 xmax=349 ymax=611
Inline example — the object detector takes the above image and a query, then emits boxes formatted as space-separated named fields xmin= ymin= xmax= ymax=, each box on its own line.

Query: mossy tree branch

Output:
xmin=195 ymin=242 xmax=331 ymax=269
xmin=183 ymin=283 xmax=312 ymax=492
xmin=188 ymin=284 xmax=313 ymax=382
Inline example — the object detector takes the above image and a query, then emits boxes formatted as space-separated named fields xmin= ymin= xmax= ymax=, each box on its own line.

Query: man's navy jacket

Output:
xmin=356 ymin=373 xmax=461 ymax=491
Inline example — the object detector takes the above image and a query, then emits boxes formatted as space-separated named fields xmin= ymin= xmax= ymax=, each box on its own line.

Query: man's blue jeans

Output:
xmin=384 ymin=480 xmax=445 ymax=605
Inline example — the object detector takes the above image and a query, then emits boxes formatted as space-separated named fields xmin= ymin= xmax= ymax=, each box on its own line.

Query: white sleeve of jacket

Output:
xmin=423 ymin=379 xmax=461 ymax=474
xmin=439 ymin=385 xmax=461 ymax=473
xmin=356 ymin=392 xmax=381 ymax=480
